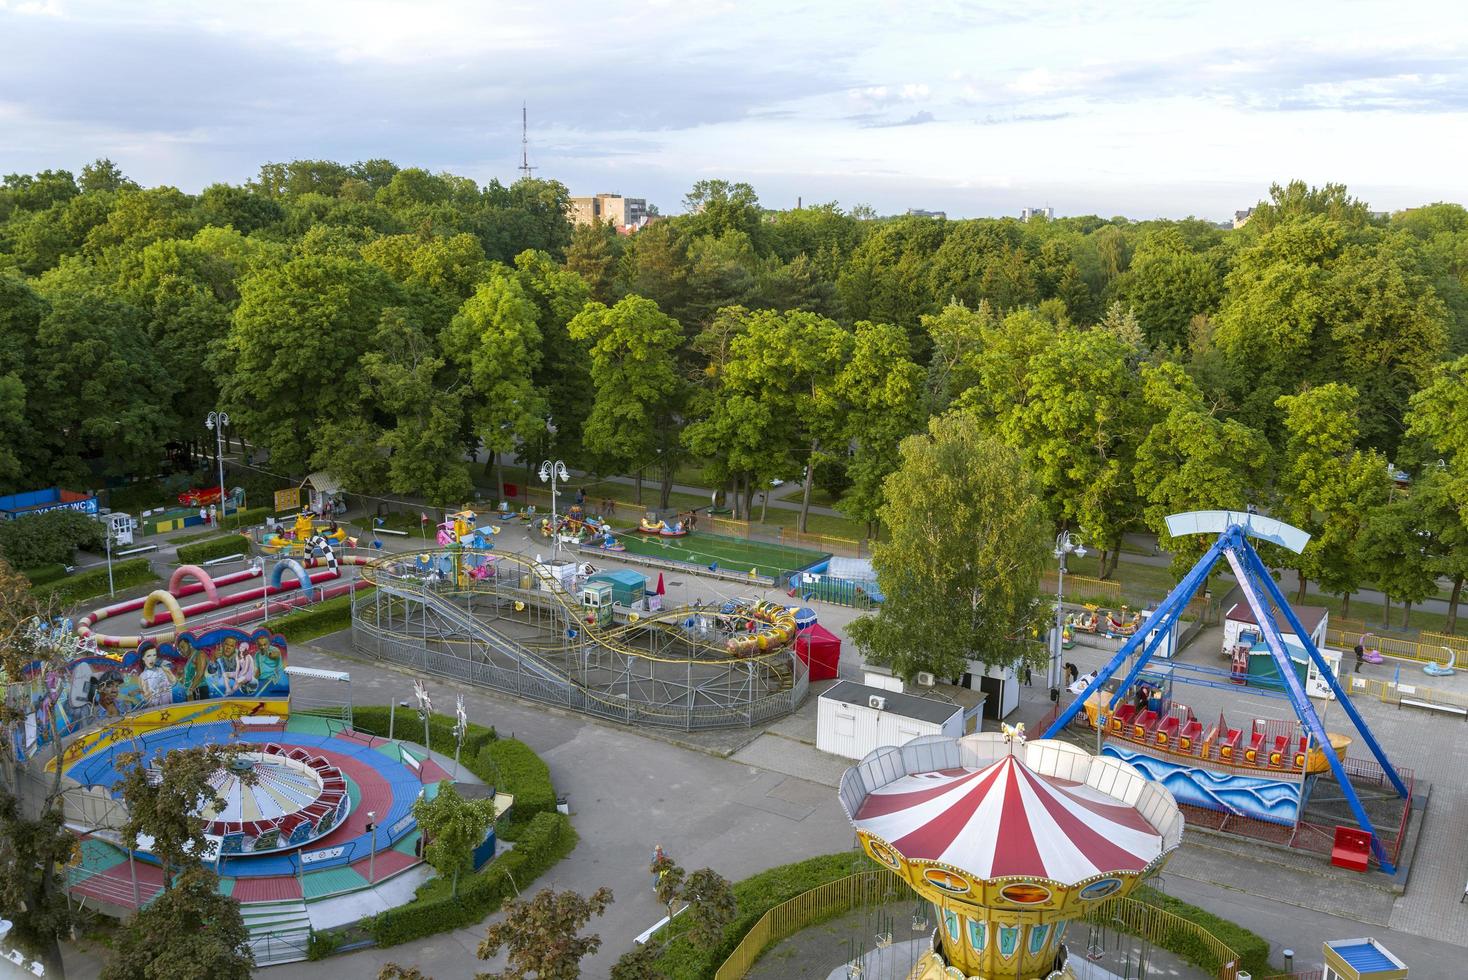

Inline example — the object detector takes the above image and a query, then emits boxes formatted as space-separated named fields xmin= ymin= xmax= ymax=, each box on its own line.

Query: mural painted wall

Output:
xmin=15 ymin=626 xmax=289 ymax=759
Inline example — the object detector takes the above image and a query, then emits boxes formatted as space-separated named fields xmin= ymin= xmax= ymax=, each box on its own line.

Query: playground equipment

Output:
xmin=1069 ymin=607 xmax=1101 ymax=634
xmin=1106 ymin=606 xmax=1143 ymax=636
xmin=840 ymin=730 xmax=1183 ymax=979
xmin=1045 ymin=511 xmax=1411 ymax=873
xmin=1423 ymin=647 xmax=1456 ymax=677
xmin=259 ymin=512 xmax=356 ymax=555
xmin=637 ymin=514 xmax=687 ymax=536
xmin=77 ymin=555 xmax=371 ymax=649
xmin=351 ymin=548 xmax=807 ymax=730
xmin=1359 ymin=633 xmax=1386 ymax=665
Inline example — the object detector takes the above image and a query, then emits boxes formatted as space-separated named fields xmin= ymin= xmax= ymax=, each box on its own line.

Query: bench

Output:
xmin=115 ymin=544 xmax=158 ymax=556
xmin=1398 ymin=697 xmax=1468 ymax=718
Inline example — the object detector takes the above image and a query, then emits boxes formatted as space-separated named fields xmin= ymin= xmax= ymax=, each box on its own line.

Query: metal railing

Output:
xmin=714 ymin=871 xmax=908 ymax=980
xmin=712 ymin=873 xmax=1245 ymax=980
xmin=1085 ymin=898 xmax=1242 ymax=979
xmin=1327 ymin=626 xmax=1458 ymax=669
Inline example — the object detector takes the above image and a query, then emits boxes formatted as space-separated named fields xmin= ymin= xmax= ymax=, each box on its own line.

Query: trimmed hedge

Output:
xmin=32 ymin=558 xmax=156 ymax=606
xmin=1131 ymin=885 xmax=1271 ymax=976
xmin=20 ymin=563 xmax=68 ymax=586
xmin=175 ymin=533 xmax=252 ymax=565
xmin=351 ymin=705 xmax=554 ymax=835
xmin=368 ymin=810 xmax=577 ymax=946
xmin=267 ymin=588 xmax=371 ymax=641
xmin=222 ymin=505 xmax=274 ymax=527
xmin=352 ymin=705 xmax=498 ymax=764
xmin=479 ymin=739 xmax=556 ymax=832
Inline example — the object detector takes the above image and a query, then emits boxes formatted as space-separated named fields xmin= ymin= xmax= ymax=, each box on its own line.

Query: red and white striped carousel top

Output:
xmin=852 ymin=754 xmax=1164 ymax=883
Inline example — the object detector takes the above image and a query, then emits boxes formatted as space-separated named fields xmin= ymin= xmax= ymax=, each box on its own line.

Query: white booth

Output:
xmin=817 ymin=681 xmax=965 ymax=761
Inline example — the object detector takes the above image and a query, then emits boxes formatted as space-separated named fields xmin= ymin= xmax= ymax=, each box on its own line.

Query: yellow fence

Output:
xmin=1344 ymin=673 xmax=1468 ymax=711
xmin=1089 ymin=898 xmax=1242 ymax=978
xmin=1043 ymin=572 xmax=1123 ymax=602
xmin=1327 ymin=626 xmax=1459 ymax=669
xmin=713 ymin=874 xmax=1242 ymax=980
xmin=714 ymin=872 xmax=906 ymax=980
xmin=1422 ymin=629 xmax=1468 ymax=659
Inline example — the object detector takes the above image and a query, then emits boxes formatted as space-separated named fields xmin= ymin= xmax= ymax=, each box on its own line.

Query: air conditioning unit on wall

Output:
xmin=868 ymin=695 xmax=887 ymax=711
xmin=915 ymin=672 xmax=936 ymax=687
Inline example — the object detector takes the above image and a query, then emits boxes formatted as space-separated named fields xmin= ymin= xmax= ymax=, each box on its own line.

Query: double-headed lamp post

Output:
xmin=1052 ymin=531 xmax=1087 ymax=696
xmin=204 ymin=411 xmax=229 ymax=521
xmin=539 ymin=459 xmax=570 ymax=556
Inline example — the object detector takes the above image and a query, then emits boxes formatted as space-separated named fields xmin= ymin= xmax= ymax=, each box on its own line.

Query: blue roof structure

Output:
xmin=1327 ymin=939 xmax=1405 ymax=971
xmin=588 ymin=569 xmax=646 ymax=589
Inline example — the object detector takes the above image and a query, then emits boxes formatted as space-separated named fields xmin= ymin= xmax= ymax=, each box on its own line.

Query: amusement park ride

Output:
xmin=1043 ymin=511 xmax=1409 ymax=874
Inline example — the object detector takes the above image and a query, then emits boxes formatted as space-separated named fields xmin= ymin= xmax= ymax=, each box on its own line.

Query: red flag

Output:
xmin=655 ymin=573 xmax=665 ymax=596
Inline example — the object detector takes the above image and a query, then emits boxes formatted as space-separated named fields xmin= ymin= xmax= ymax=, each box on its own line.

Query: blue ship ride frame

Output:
xmin=1043 ymin=510 xmax=1408 ymax=873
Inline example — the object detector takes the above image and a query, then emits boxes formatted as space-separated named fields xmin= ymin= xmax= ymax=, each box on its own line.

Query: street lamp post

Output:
xmin=366 ymin=810 xmax=377 ymax=883
xmin=105 ymin=520 xmax=115 ymax=598
xmin=204 ymin=411 xmax=229 ymax=524
xmin=1052 ymin=531 xmax=1087 ymax=697
xmin=538 ymin=459 xmax=570 ymax=557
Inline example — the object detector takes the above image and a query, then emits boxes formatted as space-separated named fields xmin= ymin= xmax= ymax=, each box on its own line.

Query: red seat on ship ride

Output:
xmin=1155 ymin=716 xmax=1180 ymax=746
xmin=1218 ymin=728 xmax=1243 ymax=760
xmin=1133 ymin=709 xmax=1158 ymax=739
xmin=1110 ymin=703 xmax=1137 ymax=733
xmin=1244 ymin=731 xmax=1266 ymax=764
xmin=1179 ymin=719 xmax=1203 ymax=753
xmin=1268 ymin=734 xmax=1290 ymax=767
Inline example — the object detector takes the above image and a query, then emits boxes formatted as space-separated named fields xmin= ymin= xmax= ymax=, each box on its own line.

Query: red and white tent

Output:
xmin=852 ymin=754 xmax=1165 ymax=883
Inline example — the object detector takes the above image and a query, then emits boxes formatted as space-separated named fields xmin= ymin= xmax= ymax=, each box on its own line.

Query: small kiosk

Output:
xmin=1322 ymin=938 xmax=1406 ymax=980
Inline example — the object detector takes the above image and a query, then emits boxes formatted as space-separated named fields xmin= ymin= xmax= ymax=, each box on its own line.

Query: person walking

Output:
xmin=1354 ymin=642 xmax=1365 ymax=672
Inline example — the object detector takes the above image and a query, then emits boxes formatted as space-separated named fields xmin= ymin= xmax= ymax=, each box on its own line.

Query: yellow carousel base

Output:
xmin=905 ymin=949 xmax=1074 ymax=980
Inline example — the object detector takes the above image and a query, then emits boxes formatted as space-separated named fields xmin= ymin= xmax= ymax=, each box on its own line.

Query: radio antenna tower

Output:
xmin=519 ymin=102 xmax=536 ymax=181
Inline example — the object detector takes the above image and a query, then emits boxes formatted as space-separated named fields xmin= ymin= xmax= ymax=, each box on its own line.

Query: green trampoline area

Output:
xmin=604 ymin=529 xmax=828 ymax=581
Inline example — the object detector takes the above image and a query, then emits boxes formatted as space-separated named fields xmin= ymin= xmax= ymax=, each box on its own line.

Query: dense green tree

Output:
xmin=100 ymin=867 xmax=253 ymax=980
xmin=413 ymin=780 xmax=498 ymax=897
xmin=567 ymin=296 xmax=683 ymax=505
xmin=513 ymin=249 xmax=594 ymax=463
xmin=836 ymin=216 xmax=946 ymax=337
xmin=1358 ymin=498 xmax=1440 ymax=628
xmin=219 ymin=255 xmax=400 ymax=472
xmin=682 ymin=180 xmax=763 ymax=243
xmin=115 ymin=743 xmax=249 ymax=889
xmin=847 ymin=412 xmax=1050 ymax=680
xmin=443 ymin=270 xmax=545 ymax=498
xmin=564 ymin=221 xmax=621 ymax=303
xmin=1107 ymin=229 xmax=1222 ymax=348
xmin=1273 ymin=384 xmax=1392 ymax=613
xmin=1132 ymin=362 xmax=1270 ymax=577
xmin=836 ymin=319 xmax=925 ymax=538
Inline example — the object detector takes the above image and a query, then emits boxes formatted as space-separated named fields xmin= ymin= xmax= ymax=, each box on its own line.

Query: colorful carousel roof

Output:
xmin=191 ymin=746 xmax=350 ymax=853
xmin=840 ymin=733 xmax=1183 ymax=886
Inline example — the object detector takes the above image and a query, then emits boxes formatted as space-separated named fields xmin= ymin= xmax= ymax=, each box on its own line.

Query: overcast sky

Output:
xmin=4 ymin=0 xmax=1467 ymax=220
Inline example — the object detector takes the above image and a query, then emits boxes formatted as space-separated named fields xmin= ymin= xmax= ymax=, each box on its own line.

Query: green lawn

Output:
xmin=609 ymin=530 xmax=829 ymax=579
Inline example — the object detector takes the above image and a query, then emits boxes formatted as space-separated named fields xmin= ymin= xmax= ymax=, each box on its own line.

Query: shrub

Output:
xmin=367 ymin=811 xmax=576 ymax=947
xmin=20 ymin=563 xmax=68 ymax=586
xmin=33 ymin=558 xmax=156 ymax=606
xmin=104 ymin=479 xmax=166 ymax=513
xmin=266 ymin=589 xmax=372 ymax=642
xmin=220 ymin=505 xmax=274 ymax=528
xmin=175 ymin=534 xmax=252 ymax=565
xmin=1131 ymin=885 xmax=1271 ymax=976
xmin=305 ymin=928 xmax=343 ymax=960
xmin=0 ymin=510 xmax=105 ymax=567
xmin=480 ymin=739 xmax=555 ymax=832
xmin=352 ymin=705 xmax=497 ymax=763
xmin=654 ymin=852 xmax=877 ymax=979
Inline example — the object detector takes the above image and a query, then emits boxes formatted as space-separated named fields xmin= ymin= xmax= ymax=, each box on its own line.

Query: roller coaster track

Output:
xmin=356 ymin=549 xmax=802 ymax=727
xmin=361 ymin=549 xmax=792 ymax=668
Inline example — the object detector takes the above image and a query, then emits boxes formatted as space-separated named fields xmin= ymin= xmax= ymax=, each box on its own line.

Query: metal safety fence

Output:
xmin=712 ymin=871 xmax=1244 ymax=980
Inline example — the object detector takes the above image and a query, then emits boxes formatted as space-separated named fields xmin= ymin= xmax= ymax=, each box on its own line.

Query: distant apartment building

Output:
xmin=906 ymin=208 xmax=947 ymax=219
xmin=1233 ymin=208 xmax=1255 ymax=228
xmin=570 ymin=193 xmax=649 ymax=231
xmin=1020 ymin=207 xmax=1054 ymax=221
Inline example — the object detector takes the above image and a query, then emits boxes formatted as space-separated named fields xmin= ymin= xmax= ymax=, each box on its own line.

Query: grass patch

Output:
xmin=610 ymin=529 xmax=828 ymax=579
xmin=1131 ymin=885 xmax=1271 ymax=976
xmin=20 ymin=563 xmax=68 ymax=587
